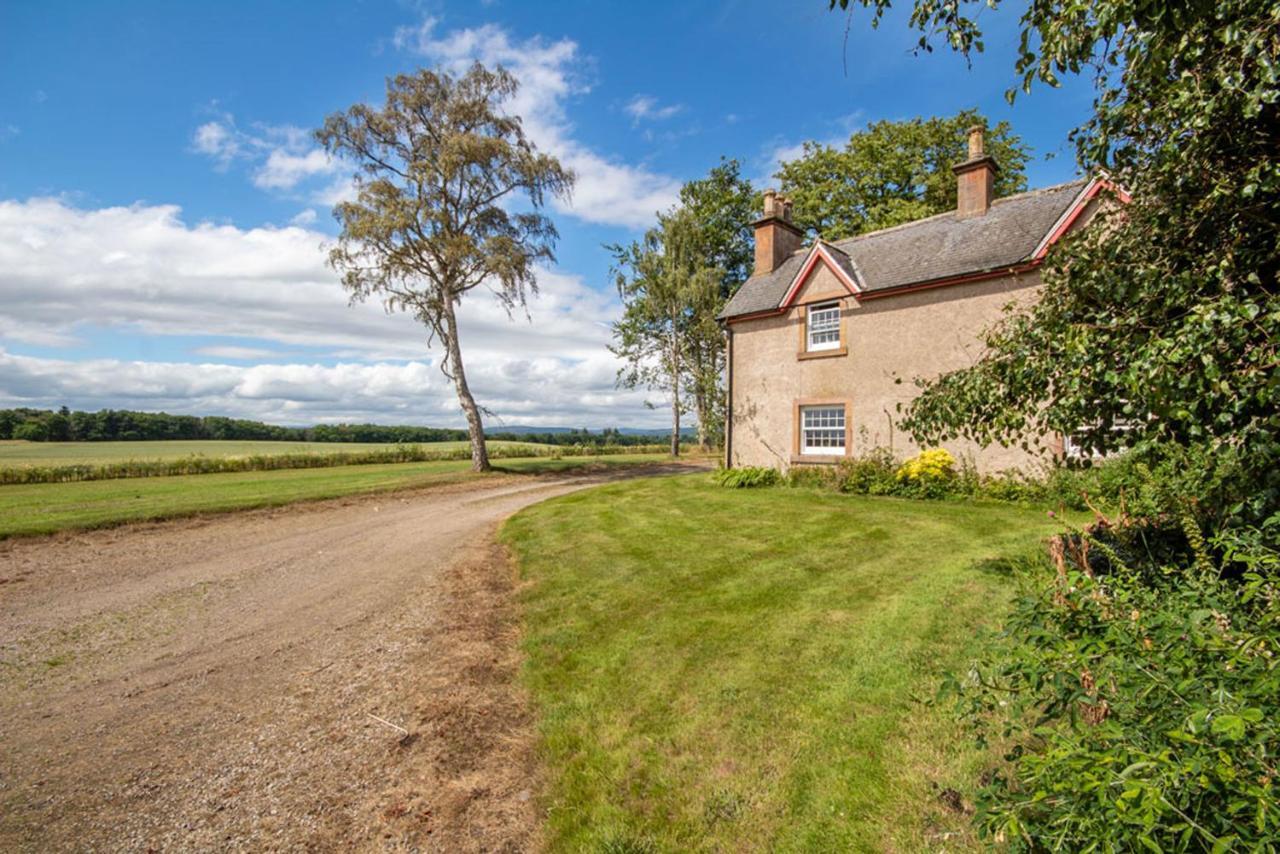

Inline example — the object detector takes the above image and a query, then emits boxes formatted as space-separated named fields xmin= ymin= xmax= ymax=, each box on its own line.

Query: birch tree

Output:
xmin=609 ymin=208 xmax=721 ymax=457
xmin=317 ymin=64 xmax=573 ymax=472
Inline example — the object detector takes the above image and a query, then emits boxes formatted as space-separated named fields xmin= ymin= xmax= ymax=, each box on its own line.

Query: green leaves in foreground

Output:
xmin=952 ymin=523 xmax=1280 ymax=850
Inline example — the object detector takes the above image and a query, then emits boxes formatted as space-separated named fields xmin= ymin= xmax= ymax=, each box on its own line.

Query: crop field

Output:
xmin=0 ymin=439 xmax=551 ymax=466
xmin=0 ymin=454 xmax=678 ymax=538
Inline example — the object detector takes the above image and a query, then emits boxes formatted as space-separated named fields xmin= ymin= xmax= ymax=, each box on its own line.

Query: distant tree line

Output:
xmin=0 ymin=408 xmax=672 ymax=447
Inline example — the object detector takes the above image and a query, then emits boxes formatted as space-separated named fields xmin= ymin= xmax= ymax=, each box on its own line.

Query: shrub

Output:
xmin=896 ymin=448 xmax=958 ymax=498
xmin=714 ymin=466 xmax=781 ymax=489
xmin=952 ymin=505 xmax=1280 ymax=850
xmin=832 ymin=447 xmax=898 ymax=495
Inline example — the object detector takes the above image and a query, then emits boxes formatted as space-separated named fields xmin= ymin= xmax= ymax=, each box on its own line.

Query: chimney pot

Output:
xmin=967 ymin=125 xmax=985 ymax=159
xmin=762 ymin=189 xmax=777 ymax=218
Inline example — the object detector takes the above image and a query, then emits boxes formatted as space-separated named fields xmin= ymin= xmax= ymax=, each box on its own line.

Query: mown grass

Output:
xmin=502 ymin=475 xmax=1066 ymax=852
xmin=0 ymin=454 xmax=673 ymax=539
xmin=0 ymin=438 xmax=553 ymax=467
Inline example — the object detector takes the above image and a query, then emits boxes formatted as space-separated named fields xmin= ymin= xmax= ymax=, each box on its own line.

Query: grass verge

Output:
xmin=502 ymin=474 xmax=1065 ymax=851
xmin=0 ymin=454 xmax=675 ymax=539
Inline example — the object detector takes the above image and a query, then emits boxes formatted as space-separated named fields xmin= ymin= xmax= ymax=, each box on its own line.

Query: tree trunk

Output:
xmin=443 ymin=302 xmax=490 ymax=472
xmin=670 ymin=327 xmax=681 ymax=458
xmin=693 ymin=386 xmax=709 ymax=452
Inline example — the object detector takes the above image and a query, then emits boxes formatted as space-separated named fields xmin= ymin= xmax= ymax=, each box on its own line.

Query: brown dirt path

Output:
xmin=0 ymin=463 xmax=699 ymax=852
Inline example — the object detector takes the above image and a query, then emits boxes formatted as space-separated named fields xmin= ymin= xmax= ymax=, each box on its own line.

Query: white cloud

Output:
xmin=289 ymin=208 xmax=318 ymax=226
xmin=191 ymin=115 xmax=342 ymax=201
xmin=193 ymin=345 xmax=282 ymax=360
xmin=254 ymin=149 xmax=336 ymax=191
xmin=624 ymin=95 xmax=684 ymax=124
xmin=0 ymin=197 xmax=657 ymax=427
xmin=393 ymin=18 xmax=680 ymax=229
xmin=0 ymin=350 xmax=651 ymax=428
xmin=0 ymin=124 xmax=20 ymax=143
xmin=192 ymin=120 xmax=241 ymax=165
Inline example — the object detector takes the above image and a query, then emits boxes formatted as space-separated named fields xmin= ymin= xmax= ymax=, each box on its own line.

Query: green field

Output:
xmin=0 ymin=439 xmax=550 ymax=466
xmin=503 ymin=475 xmax=1063 ymax=851
xmin=0 ymin=454 xmax=672 ymax=539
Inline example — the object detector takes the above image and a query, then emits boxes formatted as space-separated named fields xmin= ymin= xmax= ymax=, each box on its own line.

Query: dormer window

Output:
xmin=806 ymin=302 xmax=841 ymax=351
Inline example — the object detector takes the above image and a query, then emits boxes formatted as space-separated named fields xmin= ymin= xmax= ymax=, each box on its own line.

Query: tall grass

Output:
xmin=0 ymin=443 xmax=677 ymax=485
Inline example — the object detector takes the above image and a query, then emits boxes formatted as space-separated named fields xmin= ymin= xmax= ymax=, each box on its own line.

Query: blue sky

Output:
xmin=0 ymin=0 xmax=1094 ymax=428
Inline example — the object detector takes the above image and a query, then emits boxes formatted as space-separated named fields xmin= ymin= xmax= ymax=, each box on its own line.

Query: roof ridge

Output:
xmin=830 ymin=178 xmax=1089 ymax=248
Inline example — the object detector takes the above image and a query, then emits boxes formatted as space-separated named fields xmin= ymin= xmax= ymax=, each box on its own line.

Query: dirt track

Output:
xmin=0 ymin=464 xmax=694 ymax=852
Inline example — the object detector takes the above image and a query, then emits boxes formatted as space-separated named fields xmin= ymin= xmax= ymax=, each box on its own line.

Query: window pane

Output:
xmin=801 ymin=405 xmax=845 ymax=454
xmin=807 ymin=304 xmax=840 ymax=350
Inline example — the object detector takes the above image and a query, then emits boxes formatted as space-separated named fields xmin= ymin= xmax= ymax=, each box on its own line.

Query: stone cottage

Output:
xmin=719 ymin=127 xmax=1120 ymax=472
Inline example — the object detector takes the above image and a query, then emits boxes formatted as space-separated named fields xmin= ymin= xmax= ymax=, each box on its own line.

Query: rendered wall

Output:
xmin=728 ymin=266 xmax=1059 ymax=474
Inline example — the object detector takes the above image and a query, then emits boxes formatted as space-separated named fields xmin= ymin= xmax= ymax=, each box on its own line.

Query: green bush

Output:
xmin=714 ymin=466 xmax=781 ymax=489
xmin=833 ymin=447 xmax=898 ymax=495
xmin=951 ymin=507 xmax=1280 ymax=850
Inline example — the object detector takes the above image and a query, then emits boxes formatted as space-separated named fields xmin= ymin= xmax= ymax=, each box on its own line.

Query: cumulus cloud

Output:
xmin=0 ymin=350 xmax=648 ymax=428
xmin=191 ymin=114 xmax=342 ymax=200
xmin=0 ymin=197 xmax=657 ymax=426
xmin=392 ymin=17 xmax=680 ymax=228
xmin=624 ymin=95 xmax=684 ymax=124
xmin=254 ymin=148 xmax=336 ymax=190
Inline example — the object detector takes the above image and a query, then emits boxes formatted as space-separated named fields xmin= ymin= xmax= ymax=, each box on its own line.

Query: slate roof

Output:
xmin=720 ymin=179 xmax=1088 ymax=320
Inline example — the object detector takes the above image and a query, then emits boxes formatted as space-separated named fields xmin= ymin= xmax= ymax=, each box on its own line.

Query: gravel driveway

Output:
xmin=0 ymin=463 xmax=697 ymax=852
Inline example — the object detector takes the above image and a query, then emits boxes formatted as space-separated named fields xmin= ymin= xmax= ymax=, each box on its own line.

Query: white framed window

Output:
xmin=801 ymin=404 xmax=846 ymax=455
xmin=806 ymin=302 xmax=841 ymax=351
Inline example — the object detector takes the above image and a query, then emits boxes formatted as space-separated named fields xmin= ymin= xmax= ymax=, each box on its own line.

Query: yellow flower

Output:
xmin=896 ymin=448 xmax=956 ymax=482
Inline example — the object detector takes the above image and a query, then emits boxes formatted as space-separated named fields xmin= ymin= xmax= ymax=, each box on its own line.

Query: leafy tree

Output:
xmin=12 ymin=421 xmax=45 ymax=442
xmin=610 ymin=208 xmax=722 ymax=456
xmin=831 ymin=0 xmax=1280 ymax=527
xmin=676 ymin=158 xmax=757 ymax=300
xmin=671 ymin=159 xmax=756 ymax=448
xmin=42 ymin=407 xmax=72 ymax=442
xmin=831 ymin=0 xmax=1280 ymax=847
xmin=776 ymin=110 xmax=1029 ymax=239
xmin=316 ymin=64 xmax=573 ymax=472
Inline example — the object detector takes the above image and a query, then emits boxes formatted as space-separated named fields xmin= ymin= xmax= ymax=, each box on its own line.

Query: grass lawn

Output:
xmin=502 ymin=474 xmax=1065 ymax=852
xmin=0 ymin=454 xmax=672 ymax=539
xmin=0 ymin=438 xmax=551 ymax=466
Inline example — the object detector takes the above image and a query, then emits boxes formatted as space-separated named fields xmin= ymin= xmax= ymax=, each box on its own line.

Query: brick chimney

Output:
xmin=752 ymin=189 xmax=804 ymax=276
xmin=952 ymin=125 xmax=1000 ymax=218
